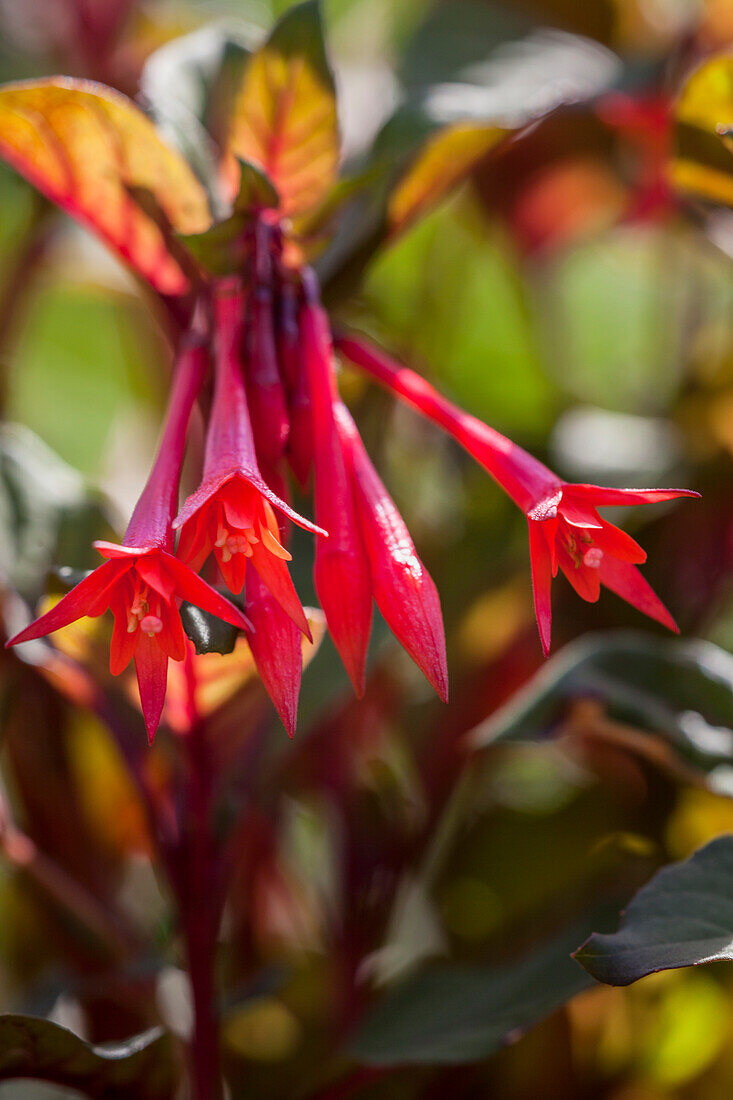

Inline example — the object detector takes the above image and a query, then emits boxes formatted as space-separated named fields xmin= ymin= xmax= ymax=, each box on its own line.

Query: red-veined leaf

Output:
xmin=0 ymin=78 xmax=211 ymax=294
xmin=226 ymin=0 xmax=339 ymax=217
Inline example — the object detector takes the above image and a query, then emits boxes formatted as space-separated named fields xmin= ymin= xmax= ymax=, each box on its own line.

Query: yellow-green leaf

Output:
xmin=389 ymin=123 xmax=506 ymax=234
xmin=672 ymin=54 xmax=733 ymax=206
xmin=0 ymin=78 xmax=211 ymax=294
xmin=226 ymin=0 xmax=338 ymax=217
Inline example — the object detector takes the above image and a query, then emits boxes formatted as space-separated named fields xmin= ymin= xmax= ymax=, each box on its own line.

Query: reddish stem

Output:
xmin=123 ymin=333 xmax=209 ymax=550
xmin=335 ymin=332 xmax=559 ymax=512
xmin=179 ymin=646 xmax=224 ymax=1100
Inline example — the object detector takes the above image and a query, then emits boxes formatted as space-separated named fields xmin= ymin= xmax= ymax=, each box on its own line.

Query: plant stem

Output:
xmin=180 ymin=646 xmax=224 ymax=1100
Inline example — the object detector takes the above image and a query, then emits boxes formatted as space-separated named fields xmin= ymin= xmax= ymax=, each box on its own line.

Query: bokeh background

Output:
xmin=1 ymin=1 xmax=733 ymax=1097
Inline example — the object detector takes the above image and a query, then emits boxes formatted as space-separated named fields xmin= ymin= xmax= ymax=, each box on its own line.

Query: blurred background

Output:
xmin=1 ymin=0 xmax=733 ymax=1097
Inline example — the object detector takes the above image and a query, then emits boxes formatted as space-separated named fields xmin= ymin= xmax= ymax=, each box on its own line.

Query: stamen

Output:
xmin=261 ymin=526 xmax=292 ymax=561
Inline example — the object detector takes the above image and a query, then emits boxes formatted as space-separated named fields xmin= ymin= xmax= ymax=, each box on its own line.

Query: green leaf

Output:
xmin=181 ymin=159 xmax=280 ymax=275
xmin=319 ymin=29 xmax=620 ymax=294
xmin=575 ymin=835 xmax=733 ymax=986
xmin=349 ymin=913 xmax=607 ymax=1066
xmin=180 ymin=602 xmax=241 ymax=656
xmin=140 ymin=23 xmax=255 ymax=216
xmin=0 ymin=424 xmax=107 ymax=604
xmin=0 ymin=1016 xmax=176 ymax=1099
xmin=471 ymin=631 xmax=733 ymax=795
xmin=226 ymin=0 xmax=339 ymax=216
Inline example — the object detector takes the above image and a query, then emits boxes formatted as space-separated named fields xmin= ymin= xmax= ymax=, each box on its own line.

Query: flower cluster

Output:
xmin=6 ymin=201 xmax=698 ymax=740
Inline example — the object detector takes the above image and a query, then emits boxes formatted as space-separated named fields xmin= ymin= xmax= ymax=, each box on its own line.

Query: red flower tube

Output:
xmin=301 ymin=276 xmax=372 ymax=694
xmin=336 ymin=403 xmax=448 ymax=701
xmin=6 ymin=331 xmax=252 ymax=741
xmin=174 ymin=279 xmax=324 ymax=639
xmin=279 ymin=279 xmax=314 ymax=489
xmin=246 ymin=218 xmax=290 ymax=467
xmin=336 ymin=333 xmax=699 ymax=656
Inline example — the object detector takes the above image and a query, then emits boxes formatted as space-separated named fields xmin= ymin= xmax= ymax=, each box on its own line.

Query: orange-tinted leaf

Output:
xmin=226 ymin=0 xmax=338 ymax=217
xmin=676 ymin=53 xmax=733 ymax=137
xmin=389 ymin=123 xmax=505 ymax=234
xmin=672 ymin=54 xmax=733 ymax=206
xmin=0 ymin=78 xmax=211 ymax=294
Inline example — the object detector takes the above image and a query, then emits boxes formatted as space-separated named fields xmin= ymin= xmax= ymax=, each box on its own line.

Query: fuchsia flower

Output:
xmin=336 ymin=334 xmax=699 ymax=656
xmin=301 ymin=275 xmax=447 ymax=698
xmin=245 ymin=218 xmax=290 ymax=467
xmin=6 ymin=335 xmax=252 ymax=740
xmin=174 ymin=280 xmax=324 ymax=641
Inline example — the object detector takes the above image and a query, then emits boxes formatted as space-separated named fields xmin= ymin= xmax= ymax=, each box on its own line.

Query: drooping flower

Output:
xmin=174 ymin=278 xmax=325 ymax=640
xmin=336 ymin=333 xmax=699 ymax=655
xmin=245 ymin=216 xmax=290 ymax=467
xmin=300 ymin=273 xmax=447 ymax=697
xmin=300 ymin=278 xmax=373 ymax=694
xmin=6 ymin=333 xmax=252 ymax=740
xmin=336 ymin=402 xmax=447 ymax=700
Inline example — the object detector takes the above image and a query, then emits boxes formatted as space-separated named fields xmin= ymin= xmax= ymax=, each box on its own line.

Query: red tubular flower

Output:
xmin=244 ymin=566 xmax=303 ymax=737
xmin=336 ymin=333 xmax=699 ymax=656
xmin=278 ymin=280 xmax=314 ymax=488
xmin=6 ymin=334 xmax=252 ymax=741
xmin=246 ymin=218 xmax=290 ymax=467
xmin=174 ymin=280 xmax=324 ymax=639
xmin=301 ymin=279 xmax=372 ymax=695
xmin=336 ymin=403 xmax=448 ymax=701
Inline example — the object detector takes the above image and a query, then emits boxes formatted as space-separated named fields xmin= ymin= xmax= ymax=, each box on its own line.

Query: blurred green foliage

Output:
xmin=0 ymin=0 xmax=732 ymax=1098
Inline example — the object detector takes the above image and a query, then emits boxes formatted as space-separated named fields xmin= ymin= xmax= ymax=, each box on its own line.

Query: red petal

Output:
xmin=94 ymin=540 xmax=152 ymax=558
xmin=6 ymin=559 xmax=128 ymax=647
xmin=566 ymin=484 xmax=700 ymax=507
xmin=217 ymin=545 xmax=248 ymax=596
xmin=558 ymin=546 xmax=601 ymax=602
xmin=176 ymin=507 xmax=212 ymax=571
xmin=109 ymin=600 xmax=139 ymax=675
xmin=220 ymin=478 xmax=256 ymax=530
xmin=162 ymin=552 xmax=253 ymax=631
xmin=597 ymin=556 xmax=678 ymax=632
xmin=559 ymin=496 xmax=602 ymax=528
xmin=341 ymin=406 xmax=448 ymax=701
xmin=249 ymin=540 xmax=310 ymax=639
xmin=596 ymin=520 xmax=647 ymax=564
xmin=155 ymin=602 xmax=187 ymax=663
xmin=245 ymin=568 xmax=302 ymax=737
xmin=134 ymin=633 xmax=169 ymax=743
xmin=136 ymin=553 xmax=176 ymax=602
xmin=528 ymin=520 xmax=553 ymax=656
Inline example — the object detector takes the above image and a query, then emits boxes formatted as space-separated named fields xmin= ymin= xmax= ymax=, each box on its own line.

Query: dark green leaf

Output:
xmin=0 ymin=424 xmax=108 ymax=604
xmin=319 ymin=29 xmax=620 ymax=293
xmin=471 ymin=631 xmax=733 ymax=795
xmin=349 ymin=913 xmax=610 ymax=1066
xmin=180 ymin=602 xmax=241 ymax=656
xmin=575 ymin=835 xmax=733 ymax=986
xmin=0 ymin=1016 xmax=176 ymax=1099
